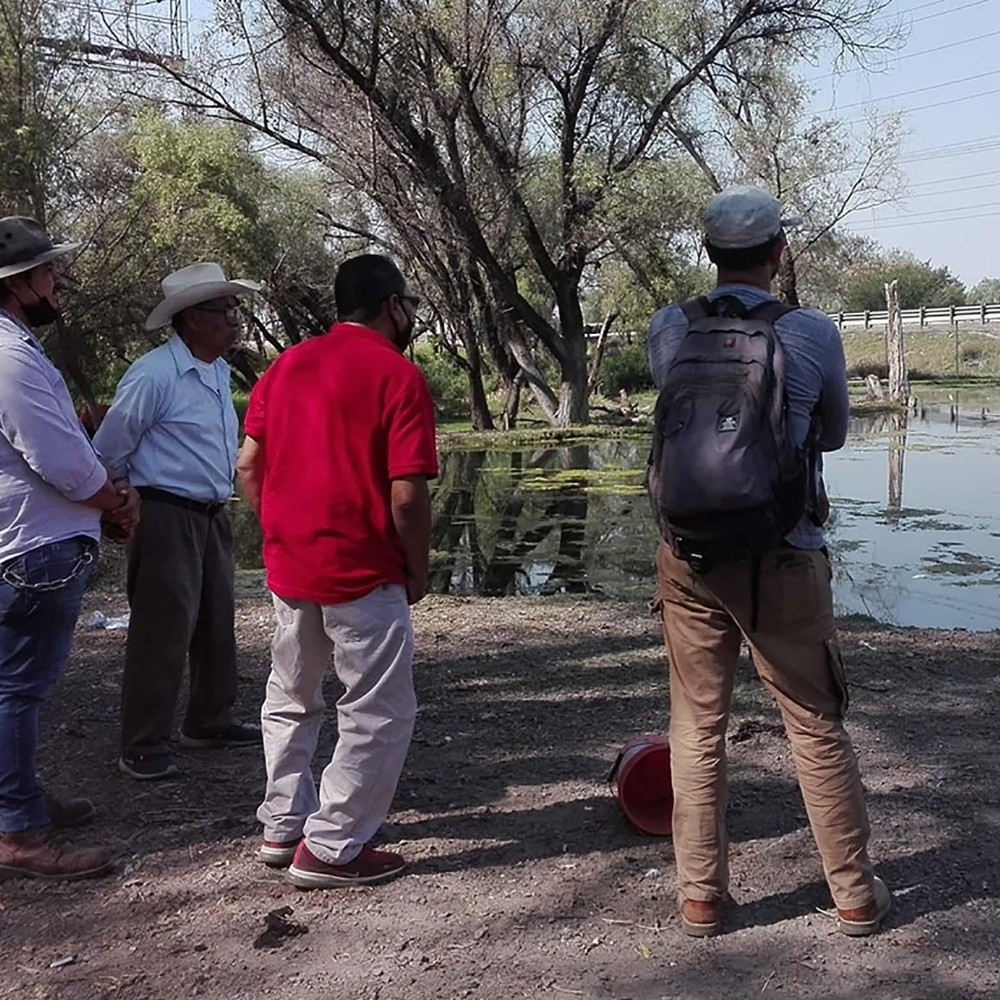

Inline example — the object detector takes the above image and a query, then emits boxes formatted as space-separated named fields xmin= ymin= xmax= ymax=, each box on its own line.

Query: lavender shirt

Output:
xmin=0 ymin=310 xmax=104 ymax=564
xmin=647 ymin=284 xmax=850 ymax=550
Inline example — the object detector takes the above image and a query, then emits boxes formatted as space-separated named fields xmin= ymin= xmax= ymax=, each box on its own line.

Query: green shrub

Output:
xmin=598 ymin=341 xmax=654 ymax=394
xmin=413 ymin=345 xmax=468 ymax=419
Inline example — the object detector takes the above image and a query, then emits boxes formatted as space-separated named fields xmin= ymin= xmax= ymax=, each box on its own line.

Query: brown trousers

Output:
xmin=656 ymin=541 xmax=875 ymax=910
xmin=121 ymin=498 xmax=237 ymax=756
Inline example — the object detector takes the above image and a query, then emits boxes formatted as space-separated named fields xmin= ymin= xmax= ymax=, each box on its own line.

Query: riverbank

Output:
xmin=2 ymin=593 xmax=998 ymax=1000
xmin=438 ymin=374 xmax=997 ymax=448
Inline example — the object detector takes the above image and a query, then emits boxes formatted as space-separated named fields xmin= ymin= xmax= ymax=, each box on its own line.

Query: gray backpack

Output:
xmin=647 ymin=295 xmax=813 ymax=590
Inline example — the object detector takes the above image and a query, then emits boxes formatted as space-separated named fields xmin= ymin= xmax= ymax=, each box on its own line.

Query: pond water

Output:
xmin=231 ymin=387 xmax=1000 ymax=631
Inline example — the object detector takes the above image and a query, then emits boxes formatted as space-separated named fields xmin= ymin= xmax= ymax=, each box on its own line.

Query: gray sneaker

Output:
xmin=118 ymin=754 xmax=180 ymax=781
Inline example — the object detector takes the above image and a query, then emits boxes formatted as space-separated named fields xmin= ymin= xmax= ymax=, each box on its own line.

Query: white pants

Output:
xmin=257 ymin=585 xmax=416 ymax=864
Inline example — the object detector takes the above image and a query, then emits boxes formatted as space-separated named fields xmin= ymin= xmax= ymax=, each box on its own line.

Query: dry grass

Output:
xmin=841 ymin=328 xmax=1000 ymax=381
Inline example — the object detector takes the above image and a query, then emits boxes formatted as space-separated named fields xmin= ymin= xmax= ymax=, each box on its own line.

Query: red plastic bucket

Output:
xmin=609 ymin=734 xmax=673 ymax=836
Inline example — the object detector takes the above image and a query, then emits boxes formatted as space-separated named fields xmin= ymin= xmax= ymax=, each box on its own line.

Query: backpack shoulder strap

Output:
xmin=746 ymin=300 xmax=797 ymax=324
xmin=679 ymin=296 xmax=712 ymax=324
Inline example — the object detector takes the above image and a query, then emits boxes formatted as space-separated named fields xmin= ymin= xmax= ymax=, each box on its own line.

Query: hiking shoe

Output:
xmin=837 ymin=877 xmax=893 ymax=937
xmin=178 ymin=722 xmax=261 ymax=749
xmin=679 ymin=896 xmax=724 ymax=938
xmin=0 ymin=827 xmax=113 ymax=880
xmin=44 ymin=793 xmax=96 ymax=829
xmin=286 ymin=843 xmax=406 ymax=889
xmin=118 ymin=753 xmax=180 ymax=781
xmin=257 ymin=837 xmax=302 ymax=868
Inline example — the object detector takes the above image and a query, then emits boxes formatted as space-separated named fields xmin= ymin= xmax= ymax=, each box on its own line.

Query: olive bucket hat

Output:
xmin=0 ymin=216 xmax=79 ymax=279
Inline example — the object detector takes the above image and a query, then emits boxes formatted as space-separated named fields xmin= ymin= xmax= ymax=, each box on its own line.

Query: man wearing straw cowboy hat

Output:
xmin=0 ymin=217 xmax=140 ymax=879
xmin=94 ymin=262 xmax=263 ymax=781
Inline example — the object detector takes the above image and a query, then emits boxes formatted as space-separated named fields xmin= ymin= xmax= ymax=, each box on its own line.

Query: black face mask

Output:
xmin=21 ymin=295 xmax=61 ymax=327
xmin=13 ymin=279 xmax=61 ymax=328
xmin=391 ymin=310 xmax=415 ymax=352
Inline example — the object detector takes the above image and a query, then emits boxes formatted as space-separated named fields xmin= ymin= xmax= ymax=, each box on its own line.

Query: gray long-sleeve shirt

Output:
xmin=0 ymin=310 xmax=104 ymax=563
xmin=647 ymin=283 xmax=850 ymax=550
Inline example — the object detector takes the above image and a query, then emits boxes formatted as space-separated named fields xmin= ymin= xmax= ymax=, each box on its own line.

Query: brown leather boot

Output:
xmin=0 ymin=827 xmax=112 ymax=880
xmin=680 ymin=896 xmax=724 ymax=937
xmin=837 ymin=876 xmax=893 ymax=937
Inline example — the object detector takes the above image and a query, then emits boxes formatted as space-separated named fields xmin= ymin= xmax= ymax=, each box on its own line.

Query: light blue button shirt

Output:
xmin=93 ymin=335 xmax=239 ymax=504
xmin=0 ymin=309 xmax=104 ymax=563
xmin=648 ymin=284 xmax=850 ymax=550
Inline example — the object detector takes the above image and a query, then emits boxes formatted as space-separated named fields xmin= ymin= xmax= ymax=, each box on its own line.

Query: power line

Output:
xmin=909 ymin=0 xmax=991 ymax=22
xmin=803 ymin=29 xmax=1000 ymax=84
xmin=911 ymin=178 xmax=1000 ymax=198
xmin=853 ymin=197 xmax=1000 ymax=224
xmin=829 ymin=67 xmax=1000 ymax=111
xmin=856 ymin=201 xmax=1000 ymax=230
xmin=902 ymin=134 xmax=1000 ymax=162
xmin=874 ymin=0 xmax=988 ymax=24
xmin=910 ymin=168 xmax=1000 ymax=187
xmin=849 ymin=208 xmax=1000 ymax=230
xmin=877 ymin=84 xmax=1000 ymax=117
xmin=892 ymin=0 xmax=961 ymax=14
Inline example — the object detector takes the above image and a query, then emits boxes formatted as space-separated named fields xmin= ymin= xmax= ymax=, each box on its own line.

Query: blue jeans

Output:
xmin=0 ymin=537 xmax=96 ymax=833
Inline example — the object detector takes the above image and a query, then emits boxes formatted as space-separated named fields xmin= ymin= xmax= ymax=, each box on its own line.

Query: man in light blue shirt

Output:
xmin=648 ymin=187 xmax=890 ymax=939
xmin=0 ymin=216 xmax=138 ymax=881
xmin=94 ymin=263 xmax=262 ymax=780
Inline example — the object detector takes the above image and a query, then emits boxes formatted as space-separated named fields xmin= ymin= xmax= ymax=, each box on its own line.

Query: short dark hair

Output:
xmin=335 ymin=254 xmax=406 ymax=322
xmin=705 ymin=235 xmax=780 ymax=271
xmin=170 ymin=311 xmax=185 ymax=335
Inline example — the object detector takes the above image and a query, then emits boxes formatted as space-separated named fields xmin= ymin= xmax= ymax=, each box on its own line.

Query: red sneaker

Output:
xmin=287 ymin=842 xmax=406 ymax=889
xmin=257 ymin=837 xmax=301 ymax=868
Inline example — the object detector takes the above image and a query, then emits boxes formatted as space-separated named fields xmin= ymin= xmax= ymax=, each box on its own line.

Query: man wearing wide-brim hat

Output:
xmin=94 ymin=262 xmax=263 ymax=780
xmin=0 ymin=217 xmax=140 ymax=880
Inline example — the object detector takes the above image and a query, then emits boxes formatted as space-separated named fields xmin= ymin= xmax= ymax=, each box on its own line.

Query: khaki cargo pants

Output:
xmin=655 ymin=541 xmax=876 ymax=911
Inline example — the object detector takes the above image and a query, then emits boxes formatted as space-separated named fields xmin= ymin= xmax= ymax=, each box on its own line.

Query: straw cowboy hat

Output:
xmin=145 ymin=262 xmax=262 ymax=331
xmin=0 ymin=216 xmax=79 ymax=279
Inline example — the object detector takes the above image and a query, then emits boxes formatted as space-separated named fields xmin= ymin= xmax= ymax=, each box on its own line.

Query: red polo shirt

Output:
xmin=243 ymin=322 xmax=438 ymax=604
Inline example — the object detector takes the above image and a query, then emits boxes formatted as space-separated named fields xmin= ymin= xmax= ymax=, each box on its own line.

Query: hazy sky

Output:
xmin=809 ymin=0 xmax=1000 ymax=288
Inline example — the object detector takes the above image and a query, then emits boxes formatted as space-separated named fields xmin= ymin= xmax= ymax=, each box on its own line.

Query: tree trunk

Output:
xmin=555 ymin=329 xmax=590 ymax=426
xmin=501 ymin=370 xmax=523 ymax=430
xmin=776 ymin=245 xmax=800 ymax=307
xmin=587 ymin=310 xmax=619 ymax=394
xmin=885 ymin=280 xmax=909 ymax=404
xmin=507 ymin=329 xmax=560 ymax=424
xmin=51 ymin=317 xmax=100 ymax=417
xmin=467 ymin=367 xmax=493 ymax=431
xmin=457 ymin=320 xmax=494 ymax=431
xmin=554 ymin=282 xmax=591 ymax=426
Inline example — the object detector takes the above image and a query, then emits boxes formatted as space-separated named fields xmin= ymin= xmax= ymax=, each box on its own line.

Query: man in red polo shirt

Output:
xmin=237 ymin=254 xmax=437 ymax=888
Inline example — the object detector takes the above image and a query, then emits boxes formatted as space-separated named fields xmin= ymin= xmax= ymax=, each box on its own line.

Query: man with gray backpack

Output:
xmin=647 ymin=186 xmax=891 ymax=938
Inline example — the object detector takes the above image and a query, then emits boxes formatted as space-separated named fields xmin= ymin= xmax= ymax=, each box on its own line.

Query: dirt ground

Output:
xmin=1 ymin=588 xmax=999 ymax=1000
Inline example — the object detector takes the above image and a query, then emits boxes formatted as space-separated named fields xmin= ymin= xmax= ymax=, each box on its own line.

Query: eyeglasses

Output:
xmin=400 ymin=294 xmax=421 ymax=311
xmin=193 ymin=304 xmax=242 ymax=324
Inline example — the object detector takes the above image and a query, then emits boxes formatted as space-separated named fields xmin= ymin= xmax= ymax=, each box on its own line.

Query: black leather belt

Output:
xmin=137 ymin=486 xmax=227 ymax=517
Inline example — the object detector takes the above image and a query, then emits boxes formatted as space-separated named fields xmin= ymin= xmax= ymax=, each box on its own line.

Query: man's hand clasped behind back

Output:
xmin=102 ymin=479 xmax=141 ymax=543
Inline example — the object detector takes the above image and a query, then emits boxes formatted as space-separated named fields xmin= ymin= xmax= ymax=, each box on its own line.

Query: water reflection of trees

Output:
xmin=430 ymin=445 xmax=592 ymax=596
